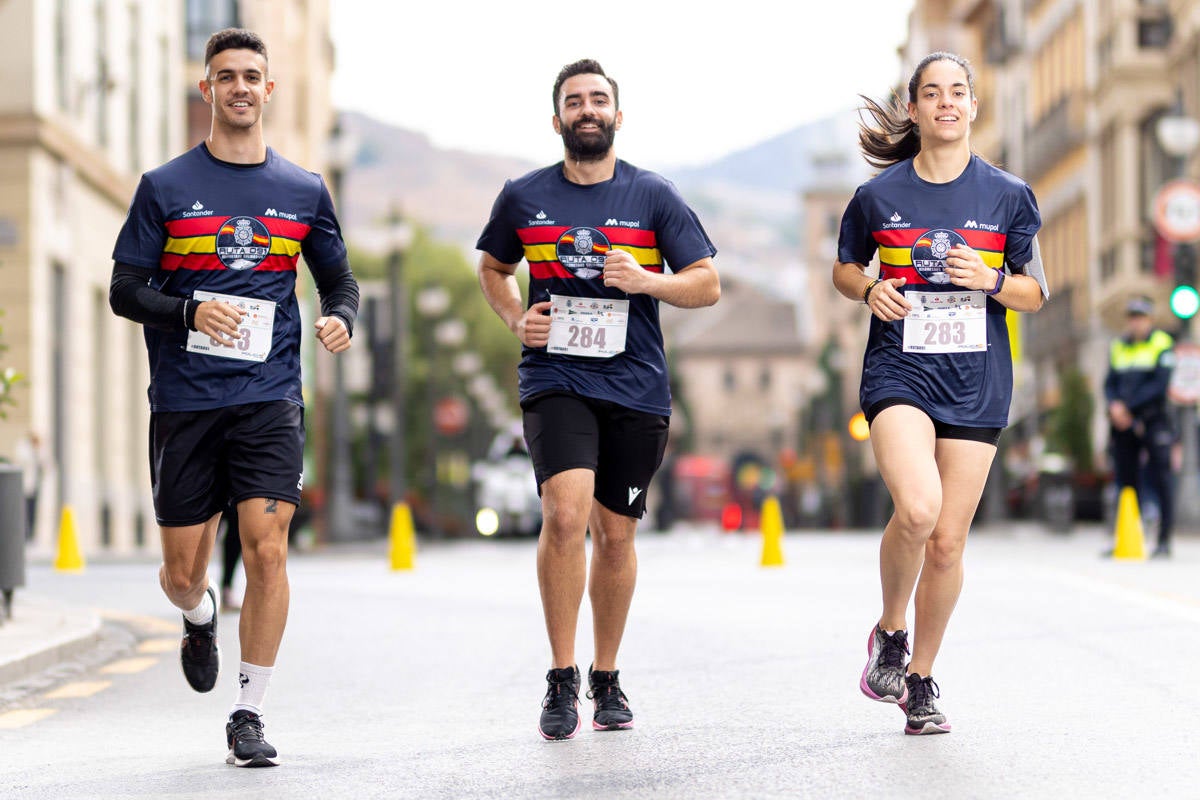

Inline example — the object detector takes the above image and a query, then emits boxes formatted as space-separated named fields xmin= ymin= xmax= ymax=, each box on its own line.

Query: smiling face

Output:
xmin=552 ymin=73 xmax=622 ymax=161
xmin=907 ymin=58 xmax=976 ymax=147
xmin=201 ymin=48 xmax=273 ymax=132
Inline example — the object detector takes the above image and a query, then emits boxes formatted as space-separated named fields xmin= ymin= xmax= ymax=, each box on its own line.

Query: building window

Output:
xmin=95 ymin=0 xmax=109 ymax=148
xmin=55 ymin=0 xmax=69 ymax=111
xmin=1099 ymin=246 xmax=1116 ymax=281
xmin=128 ymin=5 xmax=141 ymax=172
xmin=1137 ymin=1 xmax=1172 ymax=49
xmin=187 ymin=0 xmax=241 ymax=61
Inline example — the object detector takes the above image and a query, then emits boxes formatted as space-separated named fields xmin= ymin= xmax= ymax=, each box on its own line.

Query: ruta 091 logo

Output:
xmin=910 ymin=229 xmax=967 ymax=284
xmin=556 ymin=226 xmax=611 ymax=279
xmin=216 ymin=216 xmax=271 ymax=270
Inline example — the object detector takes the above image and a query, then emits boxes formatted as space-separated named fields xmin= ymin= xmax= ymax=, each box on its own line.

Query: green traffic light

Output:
xmin=1170 ymin=284 xmax=1200 ymax=319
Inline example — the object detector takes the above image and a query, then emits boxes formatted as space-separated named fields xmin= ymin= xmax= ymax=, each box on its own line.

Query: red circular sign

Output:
xmin=1154 ymin=179 xmax=1200 ymax=243
xmin=433 ymin=396 xmax=469 ymax=436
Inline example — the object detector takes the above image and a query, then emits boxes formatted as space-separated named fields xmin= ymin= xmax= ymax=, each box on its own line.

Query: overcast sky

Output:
xmin=330 ymin=2 xmax=916 ymax=170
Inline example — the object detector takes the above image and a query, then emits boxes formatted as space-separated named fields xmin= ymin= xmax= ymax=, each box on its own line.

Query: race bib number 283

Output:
xmin=902 ymin=290 xmax=987 ymax=353
xmin=185 ymin=290 xmax=277 ymax=362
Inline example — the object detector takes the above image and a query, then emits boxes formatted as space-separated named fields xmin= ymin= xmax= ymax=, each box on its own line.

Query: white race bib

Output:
xmin=902 ymin=290 xmax=987 ymax=353
xmin=547 ymin=295 xmax=629 ymax=358
xmin=186 ymin=290 xmax=276 ymax=363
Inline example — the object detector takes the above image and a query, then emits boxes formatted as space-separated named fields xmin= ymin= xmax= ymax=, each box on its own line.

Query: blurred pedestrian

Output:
xmin=476 ymin=58 xmax=719 ymax=740
xmin=109 ymin=28 xmax=359 ymax=767
xmin=833 ymin=51 xmax=1048 ymax=735
xmin=13 ymin=431 xmax=47 ymax=541
xmin=1105 ymin=296 xmax=1176 ymax=558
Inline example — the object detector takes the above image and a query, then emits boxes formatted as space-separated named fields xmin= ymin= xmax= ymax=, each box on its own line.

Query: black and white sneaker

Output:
xmin=902 ymin=673 xmax=952 ymax=735
xmin=860 ymin=624 xmax=909 ymax=704
xmin=225 ymin=710 xmax=280 ymax=767
xmin=180 ymin=586 xmax=219 ymax=693
xmin=587 ymin=665 xmax=634 ymax=730
xmin=538 ymin=666 xmax=581 ymax=741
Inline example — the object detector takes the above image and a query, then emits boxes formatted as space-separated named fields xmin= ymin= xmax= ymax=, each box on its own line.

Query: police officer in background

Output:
xmin=1105 ymin=296 xmax=1177 ymax=558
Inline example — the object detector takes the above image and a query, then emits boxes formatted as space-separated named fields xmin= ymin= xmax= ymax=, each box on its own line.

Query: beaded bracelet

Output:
xmin=862 ymin=278 xmax=881 ymax=304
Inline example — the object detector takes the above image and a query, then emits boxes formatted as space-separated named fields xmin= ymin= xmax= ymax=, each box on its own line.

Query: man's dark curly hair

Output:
xmin=204 ymin=28 xmax=268 ymax=73
xmin=552 ymin=59 xmax=619 ymax=115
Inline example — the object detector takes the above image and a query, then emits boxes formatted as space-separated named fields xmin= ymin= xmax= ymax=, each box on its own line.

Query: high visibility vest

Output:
xmin=1109 ymin=330 xmax=1174 ymax=372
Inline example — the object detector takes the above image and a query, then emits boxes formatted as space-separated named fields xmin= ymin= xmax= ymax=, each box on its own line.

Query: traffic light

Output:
xmin=1172 ymin=243 xmax=1200 ymax=320
xmin=1170 ymin=284 xmax=1200 ymax=319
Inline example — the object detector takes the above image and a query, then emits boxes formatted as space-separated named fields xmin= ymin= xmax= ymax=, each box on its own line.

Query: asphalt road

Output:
xmin=2 ymin=523 xmax=1198 ymax=799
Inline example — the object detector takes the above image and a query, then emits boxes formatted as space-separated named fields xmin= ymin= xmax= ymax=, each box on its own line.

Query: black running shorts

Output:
xmin=149 ymin=400 xmax=305 ymax=526
xmin=522 ymin=391 xmax=669 ymax=519
xmin=865 ymin=397 xmax=1002 ymax=446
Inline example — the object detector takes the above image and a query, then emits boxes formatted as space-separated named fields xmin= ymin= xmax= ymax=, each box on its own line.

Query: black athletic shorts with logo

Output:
xmin=522 ymin=391 xmax=670 ymax=519
xmin=149 ymin=400 xmax=305 ymax=526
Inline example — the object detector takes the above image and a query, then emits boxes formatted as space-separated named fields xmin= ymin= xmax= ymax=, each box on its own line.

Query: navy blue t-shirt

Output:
xmin=112 ymin=143 xmax=347 ymax=412
xmin=476 ymin=160 xmax=716 ymax=416
xmin=837 ymin=155 xmax=1048 ymax=428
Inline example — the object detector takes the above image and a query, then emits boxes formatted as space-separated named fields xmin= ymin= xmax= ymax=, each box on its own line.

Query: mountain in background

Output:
xmin=338 ymin=108 xmax=871 ymax=295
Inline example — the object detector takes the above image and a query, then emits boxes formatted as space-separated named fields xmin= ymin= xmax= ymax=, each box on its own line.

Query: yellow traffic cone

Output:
xmin=54 ymin=505 xmax=86 ymax=572
xmin=1112 ymin=486 xmax=1147 ymax=561
xmin=388 ymin=502 xmax=416 ymax=571
xmin=759 ymin=495 xmax=785 ymax=567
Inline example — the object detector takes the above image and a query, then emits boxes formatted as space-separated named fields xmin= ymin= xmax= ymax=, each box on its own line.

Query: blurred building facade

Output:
xmin=0 ymin=0 xmax=333 ymax=556
xmin=0 ymin=0 xmax=184 ymax=553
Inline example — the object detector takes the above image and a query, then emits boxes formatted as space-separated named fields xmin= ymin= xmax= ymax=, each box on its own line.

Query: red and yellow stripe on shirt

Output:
xmin=161 ymin=216 xmax=309 ymax=272
xmin=873 ymin=228 xmax=1006 ymax=285
xmin=517 ymin=226 xmax=663 ymax=279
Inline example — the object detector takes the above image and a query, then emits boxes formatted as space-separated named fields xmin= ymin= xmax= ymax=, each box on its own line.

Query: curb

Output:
xmin=0 ymin=594 xmax=104 ymax=687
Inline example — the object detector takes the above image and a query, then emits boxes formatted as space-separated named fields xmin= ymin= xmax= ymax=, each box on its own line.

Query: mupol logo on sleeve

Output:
xmin=216 ymin=216 xmax=272 ymax=270
xmin=556 ymin=226 xmax=611 ymax=279
xmin=911 ymin=229 xmax=966 ymax=284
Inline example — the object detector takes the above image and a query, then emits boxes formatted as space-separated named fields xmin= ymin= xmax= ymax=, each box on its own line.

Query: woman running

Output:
xmin=833 ymin=51 xmax=1049 ymax=735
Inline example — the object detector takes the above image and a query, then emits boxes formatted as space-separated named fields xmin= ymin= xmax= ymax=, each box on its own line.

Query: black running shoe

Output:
xmin=538 ymin=665 xmax=581 ymax=741
xmin=180 ymin=586 xmax=219 ymax=693
xmin=860 ymin=624 xmax=909 ymax=704
xmin=902 ymin=673 xmax=951 ymax=735
xmin=225 ymin=709 xmax=279 ymax=767
xmin=587 ymin=665 xmax=634 ymax=730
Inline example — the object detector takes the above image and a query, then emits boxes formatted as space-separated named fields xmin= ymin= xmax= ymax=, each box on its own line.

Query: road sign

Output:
xmin=1169 ymin=342 xmax=1200 ymax=403
xmin=433 ymin=396 xmax=469 ymax=436
xmin=1154 ymin=179 xmax=1200 ymax=243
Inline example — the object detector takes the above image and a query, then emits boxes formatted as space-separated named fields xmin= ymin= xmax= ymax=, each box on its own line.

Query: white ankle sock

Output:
xmin=232 ymin=662 xmax=274 ymax=716
xmin=182 ymin=590 xmax=214 ymax=625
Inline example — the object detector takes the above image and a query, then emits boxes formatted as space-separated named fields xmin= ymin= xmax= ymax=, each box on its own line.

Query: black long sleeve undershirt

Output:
xmin=108 ymin=262 xmax=194 ymax=331
xmin=108 ymin=257 xmax=360 ymax=336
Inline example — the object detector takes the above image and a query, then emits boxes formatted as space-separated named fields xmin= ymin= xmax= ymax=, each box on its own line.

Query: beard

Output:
xmin=561 ymin=116 xmax=617 ymax=161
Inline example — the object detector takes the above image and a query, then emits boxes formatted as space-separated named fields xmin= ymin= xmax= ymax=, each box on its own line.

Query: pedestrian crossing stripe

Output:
xmin=43 ymin=681 xmax=112 ymax=700
xmin=100 ymin=657 xmax=158 ymax=675
xmin=0 ymin=709 xmax=56 ymax=729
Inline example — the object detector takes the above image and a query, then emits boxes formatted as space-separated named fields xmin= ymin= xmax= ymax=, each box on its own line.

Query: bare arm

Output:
xmin=476 ymin=252 xmax=552 ymax=348
xmin=832 ymin=259 xmax=912 ymax=321
xmin=943 ymin=245 xmax=1045 ymax=313
xmin=601 ymin=251 xmax=720 ymax=308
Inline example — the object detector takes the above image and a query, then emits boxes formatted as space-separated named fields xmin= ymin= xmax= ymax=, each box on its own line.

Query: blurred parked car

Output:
xmin=471 ymin=432 xmax=541 ymax=537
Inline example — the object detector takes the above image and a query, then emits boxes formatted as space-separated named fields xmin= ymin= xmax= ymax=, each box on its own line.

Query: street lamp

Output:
xmin=324 ymin=118 xmax=359 ymax=542
xmin=386 ymin=210 xmax=414 ymax=512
